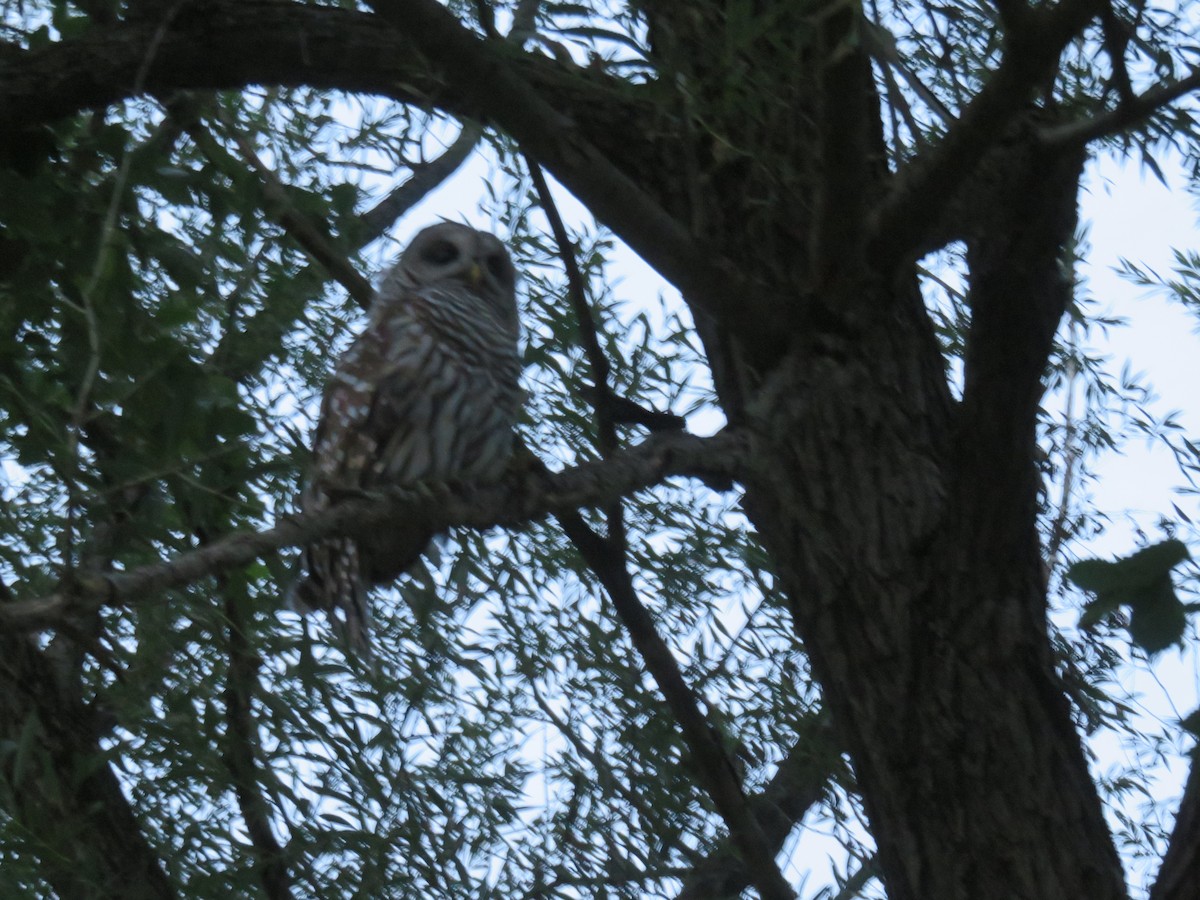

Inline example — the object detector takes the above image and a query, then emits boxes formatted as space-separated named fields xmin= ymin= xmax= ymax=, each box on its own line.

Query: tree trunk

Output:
xmin=718 ymin=123 xmax=1129 ymax=900
xmin=0 ymin=632 xmax=174 ymax=899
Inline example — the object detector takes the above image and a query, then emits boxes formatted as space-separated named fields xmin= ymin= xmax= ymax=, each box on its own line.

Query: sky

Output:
xmin=1074 ymin=152 xmax=1200 ymax=894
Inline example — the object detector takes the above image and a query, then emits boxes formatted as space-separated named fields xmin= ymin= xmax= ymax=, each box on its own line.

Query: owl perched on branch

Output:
xmin=292 ymin=222 xmax=523 ymax=647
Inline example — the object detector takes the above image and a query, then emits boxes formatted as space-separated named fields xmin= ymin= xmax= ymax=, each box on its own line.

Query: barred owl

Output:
xmin=293 ymin=222 xmax=522 ymax=647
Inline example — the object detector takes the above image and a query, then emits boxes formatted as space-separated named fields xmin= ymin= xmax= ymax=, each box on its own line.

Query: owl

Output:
xmin=292 ymin=222 xmax=523 ymax=647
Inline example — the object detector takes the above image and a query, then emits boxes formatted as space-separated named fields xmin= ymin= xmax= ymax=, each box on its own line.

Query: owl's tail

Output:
xmin=288 ymin=538 xmax=374 ymax=651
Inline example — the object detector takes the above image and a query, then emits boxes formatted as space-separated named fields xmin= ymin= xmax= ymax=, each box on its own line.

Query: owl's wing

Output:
xmin=311 ymin=310 xmax=426 ymax=492
xmin=294 ymin=308 xmax=428 ymax=647
xmin=298 ymin=304 xmax=438 ymax=633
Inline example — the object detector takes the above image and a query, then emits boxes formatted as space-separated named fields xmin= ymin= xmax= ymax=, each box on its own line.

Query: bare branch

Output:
xmin=862 ymin=20 xmax=955 ymax=126
xmin=554 ymin=507 xmax=796 ymax=900
xmin=676 ymin=711 xmax=839 ymax=900
xmin=361 ymin=0 xmax=764 ymax=344
xmin=220 ymin=576 xmax=294 ymax=899
xmin=1041 ymin=68 xmax=1200 ymax=148
xmin=181 ymin=105 xmax=374 ymax=308
xmin=359 ymin=121 xmax=483 ymax=238
xmin=0 ymin=430 xmax=748 ymax=631
xmin=529 ymin=161 xmax=617 ymax=455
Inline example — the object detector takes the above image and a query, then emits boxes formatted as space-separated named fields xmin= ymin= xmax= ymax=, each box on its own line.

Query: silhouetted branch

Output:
xmin=1041 ymin=68 xmax=1200 ymax=148
xmin=183 ymin=107 xmax=374 ymax=307
xmin=871 ymin=0 xmax=1105 ymax=268
xmin=554 ymin=506 xmax=796 ymax=900
xmin=0 ymin=626 xmax=174 ymax=898
xmin=0 ymin=430 xmax=748 ymax=632
xmin=220 ymin=575 xmax=294 ymax=899
xmin=360 ymin=122 xmax=483 ymax=238
xmin=529 ymin=161 xmax=618 ymax=453
xmin=810 ymin=7 xmax=876 ymax=314
xmin=361 ymin=0 xmax=761 ymax=342
xmin=676 ymin=711 xmax=839 ymax=899
xmin=1149 ymin=746 xmax=1200 ymax=900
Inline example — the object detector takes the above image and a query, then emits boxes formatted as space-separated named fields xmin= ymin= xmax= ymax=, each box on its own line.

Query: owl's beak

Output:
xmin=466 ymin=262 xmax=484 ymax=285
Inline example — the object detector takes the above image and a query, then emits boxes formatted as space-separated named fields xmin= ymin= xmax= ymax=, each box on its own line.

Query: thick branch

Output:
xmin=0 ymin=630 xmax=174 ymax=898
xmin=362 ymin=0 xmax=766 ymax=342
xmin=1149 ymin=746 xmax=1200 ymax=900
xmin=0 ymin=430 xmax=748 ymax=631
xmin=0 ymin=1 xmax=754 ymax=342
xmin=870 ymin=0 xmax=1105 ymax=268
xmin=1 ymin=3 xmax=407 ymax=132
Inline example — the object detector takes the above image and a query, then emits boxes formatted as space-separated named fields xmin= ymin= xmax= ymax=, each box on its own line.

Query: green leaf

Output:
xmin=1070 ymin=539 xmax=1192 ymax=653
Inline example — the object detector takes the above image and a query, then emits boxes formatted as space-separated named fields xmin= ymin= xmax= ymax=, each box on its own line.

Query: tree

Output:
xmin=0 ymin=1 xmax=1198 ymax=897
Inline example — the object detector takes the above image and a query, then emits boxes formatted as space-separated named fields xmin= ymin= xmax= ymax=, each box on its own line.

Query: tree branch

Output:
xmin=0 ymin=628 xmax=174 ymax=898
xmin=870 ymin=0 xmax=1105 ymax=268
xmin=810 ymin=6 xmax=877 ymax=312
xmin=676 ymin=710 xmax=839 ymax=900
xmin=0 ymin=430 xmax=748 ymax=631
xmin=529 ymin=161 xmax=618 ymax=455
xmin=220 ymin=576 xmax=294 ymax=899
xmin=0 ymin=2 xmax=421 ymax=134
xmin=0 ymin=0 xmax=767 ymax=342
xmin=359 ymin=122 xmax=483 ymax=238
xmin=1040 ymin=68 xmax=1200 ymax=148
xmin=361 ymin=0 xmax=765 ymax=343
xmin=1149 ymin=743 xmax=1200 ymax=900
xmin=553 ymin=507 xmax=796 ymax=900
xmin=183 ymin=104 xmax=375 ymax=307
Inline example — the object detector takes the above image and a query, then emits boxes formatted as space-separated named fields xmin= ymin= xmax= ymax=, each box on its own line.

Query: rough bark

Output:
xmin=730 ymin=108 xmax=1127 ymax=900
xmin=0 ymin=631 xmax=174 ymax=899
xmin=1150 ymin=752 xmax=1200 ymax=900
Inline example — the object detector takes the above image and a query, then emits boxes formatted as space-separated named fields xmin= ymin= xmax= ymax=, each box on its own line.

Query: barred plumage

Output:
xmin=292 ymin=223 xmax=522 ymax=647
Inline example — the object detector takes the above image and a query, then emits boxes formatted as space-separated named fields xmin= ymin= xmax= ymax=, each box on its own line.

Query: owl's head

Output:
xmin=394 ymin=222 xmax=518 ymax=329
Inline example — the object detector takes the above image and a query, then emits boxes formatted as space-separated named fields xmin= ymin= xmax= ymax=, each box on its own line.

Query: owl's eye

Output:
xmin=423 ymin=241 xmax=459 ymax=265
xmin=485 ymin=253 xmax=512 ymax=285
